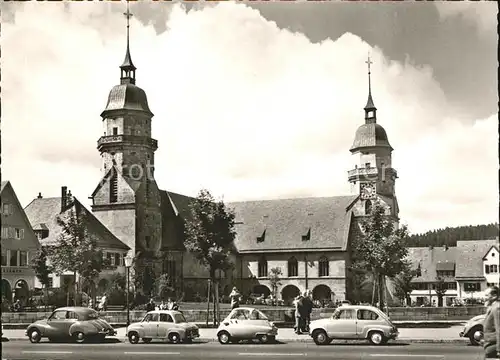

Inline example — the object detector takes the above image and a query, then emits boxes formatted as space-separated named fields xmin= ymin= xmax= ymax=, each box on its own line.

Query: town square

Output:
xmin=1 ymin=1 xmax=498 ymax=359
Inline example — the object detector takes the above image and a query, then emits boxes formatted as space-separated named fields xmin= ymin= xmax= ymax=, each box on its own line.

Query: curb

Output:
xmin=1 ymin=336 xmax=468 ymax=344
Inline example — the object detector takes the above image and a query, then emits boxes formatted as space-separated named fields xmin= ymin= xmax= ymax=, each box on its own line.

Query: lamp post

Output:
xmin=124 ymin=255 xmax=133 ymax=328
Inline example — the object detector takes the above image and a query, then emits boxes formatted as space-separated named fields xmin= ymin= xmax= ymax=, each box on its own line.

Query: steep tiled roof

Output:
xmin=24 ymin=197 xmax=129 ymax=250
xmin=159 ymin=190 xmax=196 ymax=250
xmin=406 ymin=246 xmax=457 ymax=282
xmin=227 ymin=195 xmax=356 ymax=253
xmin=1 ymin=181 xmax=8 ymax=192
xmin=456 ymin=239 xmax=499 ymax=279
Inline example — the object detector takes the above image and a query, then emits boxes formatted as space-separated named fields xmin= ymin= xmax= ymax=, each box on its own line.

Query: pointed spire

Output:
xmin=364 ymin=54 xmax=377 ymax=123
xmin=120 ymin=0 xmax=136 ymax=85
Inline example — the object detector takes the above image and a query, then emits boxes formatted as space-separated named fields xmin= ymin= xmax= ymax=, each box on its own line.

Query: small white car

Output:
xmin=309 ymin=305 xmax=398 ymax=345
xmin=127 ymin=310 xmax=199 ymax=344
xmin=217 ymin=307 xmax=278 ymax=344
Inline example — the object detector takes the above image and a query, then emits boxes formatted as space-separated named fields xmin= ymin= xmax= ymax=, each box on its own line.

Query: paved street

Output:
xmin=1 ymin=341 xmax=484 ymax=360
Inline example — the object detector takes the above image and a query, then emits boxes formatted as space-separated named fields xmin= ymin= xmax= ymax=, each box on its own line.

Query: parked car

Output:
xmin=217 ymin=307 xmax=278 ymax=344
xmin=459 ymin=314 xmax=485 ymax=346
xmin=25 ymin=306 xmax=116 ymax=343
xmin=309 ymin=305 xmax=398 ymax=345
xmin=127 ymin=310 xmax=199 ymax=344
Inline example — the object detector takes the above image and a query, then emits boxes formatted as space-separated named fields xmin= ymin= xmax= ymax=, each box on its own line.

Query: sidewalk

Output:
xmin=2 ymin=326 xmax=467 ymax=343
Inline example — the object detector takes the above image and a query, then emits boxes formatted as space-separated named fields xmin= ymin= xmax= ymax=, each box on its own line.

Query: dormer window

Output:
xmin=365 ymin=163 xmax=370 ymax=168
xmin=302 ymin=228 xmax=311 ymax=241
xmin=257 ymin=230 xmax=266 ymax=243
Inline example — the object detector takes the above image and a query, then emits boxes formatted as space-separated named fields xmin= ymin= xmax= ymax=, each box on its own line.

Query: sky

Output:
xmin=1 ymin=1 xmax=498 ymax=235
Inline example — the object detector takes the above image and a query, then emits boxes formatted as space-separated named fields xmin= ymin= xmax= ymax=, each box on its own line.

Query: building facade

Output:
xmin=1 ymin=181 xmax=40 ymax=305
xmin=85 ymin=20 xmax=400 ymax=303
xmin=24 ymin=187 xmax=130 ymax=294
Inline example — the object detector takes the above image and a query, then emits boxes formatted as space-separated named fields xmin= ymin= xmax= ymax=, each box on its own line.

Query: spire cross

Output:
xmin=365 ymin=54 xmax=373 ymax=95
xmin=365 ymin=55 xmax=373 ymax=74
xmin=124 ymin=0 xmax=133 ymax=26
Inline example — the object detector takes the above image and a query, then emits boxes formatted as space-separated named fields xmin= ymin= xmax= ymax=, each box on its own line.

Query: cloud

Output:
xmin=435 ymin=2 xmax=496 ymax=35
xmin=2 ymin=2 xmax=497 ymax=235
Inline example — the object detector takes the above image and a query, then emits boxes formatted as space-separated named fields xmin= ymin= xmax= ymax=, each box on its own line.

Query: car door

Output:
xmin=158 ymin=313 xmax=174 ymax=338
xmin=326 ymin=308 xmax=357 ymax=339
xmin=228 ymin=309 xmax=251 ymax=338
xmin=143 ymin=313 xmax=160 ymax=338
xmin=356 ymin=309 xmax=380 ymax=339
xmin=46 ymin=310 xmax=70 ymax=338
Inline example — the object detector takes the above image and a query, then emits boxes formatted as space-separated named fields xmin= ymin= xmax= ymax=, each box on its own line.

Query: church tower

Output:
xmin=90 ymin=2 xmax=162 ymax=257
xmin=348 ymin=56 xmax=399 ymax=220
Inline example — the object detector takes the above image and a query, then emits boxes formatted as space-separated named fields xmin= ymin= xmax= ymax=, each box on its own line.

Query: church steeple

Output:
xmin=120 ymin=0 xmax=136 ymax=85
xmin=364 ymin=55 xmax=377 ymax=124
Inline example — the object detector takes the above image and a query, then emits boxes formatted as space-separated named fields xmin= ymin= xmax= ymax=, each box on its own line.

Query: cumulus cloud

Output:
xmin=2 ymin=2 xmax=497 ymax=235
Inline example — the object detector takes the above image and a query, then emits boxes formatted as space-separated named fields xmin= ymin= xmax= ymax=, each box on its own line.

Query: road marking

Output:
xmin=124 ymin=352 xmax=181 ymax=355
xmin=237 ymin=353 xmax=305 ymax=357
xmin=370 ymin=355 xmax=444 ymax=358
xmin=23 ymin=351 xmax=73 ymax=354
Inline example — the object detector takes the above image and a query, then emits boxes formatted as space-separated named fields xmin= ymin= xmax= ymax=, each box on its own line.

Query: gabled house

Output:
xmin=1 ymin=181 xmax=40 ymax=305
xmin=455 ymin=239 xmax=499 ymax=299
xmin=24 ymin=186 xmax=130 ymax=294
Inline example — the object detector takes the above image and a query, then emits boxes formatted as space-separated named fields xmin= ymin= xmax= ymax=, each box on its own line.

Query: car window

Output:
xmin=336 ymin=309 xmax=356 ymax=320
xmin=173 ymin=313 xmax=186 ymax=323
xmin=50 ymin=310 xmax=67 ymax=320
xmin=230 ymin=309 xmax=250 ymax=320
xmin=249 ymin=310 xmax=268 ymax=320
xmin=160 ymin=314 xmax=173 ymax=323
xmin=67 ymin=311 xmax=79 ymax=320
xmin=143 ymin=313 xmax=159 ymax=322
xmin=86 ymin=310 xmax=99 ymax=320
xmin=357 ymin=310 xmax=379 ymax=320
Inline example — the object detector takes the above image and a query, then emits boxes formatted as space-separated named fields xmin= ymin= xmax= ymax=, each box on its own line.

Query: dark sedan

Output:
xmin=25 ymin=306 xmax=116 ymax=343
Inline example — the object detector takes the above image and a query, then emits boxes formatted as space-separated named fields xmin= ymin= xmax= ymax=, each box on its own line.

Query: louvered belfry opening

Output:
xmin=110 ymin=173 xmax=118 ymax=203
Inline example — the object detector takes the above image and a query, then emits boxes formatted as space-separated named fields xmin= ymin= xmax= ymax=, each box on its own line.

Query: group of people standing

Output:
xmin=293 ymin=290 xmax=314 ymax=334
xmin=145 ymin=297 xmax=179 ymax=312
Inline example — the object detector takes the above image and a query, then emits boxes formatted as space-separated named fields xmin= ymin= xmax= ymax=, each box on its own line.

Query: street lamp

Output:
xmin=124 ymin=255 xmax=133 ymax=327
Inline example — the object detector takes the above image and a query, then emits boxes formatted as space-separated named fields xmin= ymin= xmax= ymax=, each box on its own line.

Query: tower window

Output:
xmin=145 ymin=236 xmax=150 ymax=248
xmin=365 ymin=163 xmax=370 ymax=168
xmin=112 ymin=127 xmax=118 ymax=135
xmin=110 ymin=174 xmax=118 ymax=203
xmin=365 ymin=199 xmax=372 ymax=215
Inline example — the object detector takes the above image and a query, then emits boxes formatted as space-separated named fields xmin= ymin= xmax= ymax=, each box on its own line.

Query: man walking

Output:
xmin=302 ymin=290 xmax=314 ymax=333
xmin=483 ymin=286 xmax=499 ymax=359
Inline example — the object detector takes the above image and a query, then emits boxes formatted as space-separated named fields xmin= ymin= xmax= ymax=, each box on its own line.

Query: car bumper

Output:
xmin=97 ymin=329 xmax=116 ymax=336
xmin=389 ymin=332 xmax=399 ymax=340
xmin=459 ymin=332 xmax=464 ymax=337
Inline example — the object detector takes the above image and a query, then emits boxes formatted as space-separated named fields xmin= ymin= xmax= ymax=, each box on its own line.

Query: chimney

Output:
xmin=37 ymin=192 xmax=42 ymax=199
xmin=61 ymin=186 xmax=67 ymax=211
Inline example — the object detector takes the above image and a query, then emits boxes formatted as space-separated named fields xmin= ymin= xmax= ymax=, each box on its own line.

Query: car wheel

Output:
xmin=368 ymin=331 xmax=385 ymax=345
xmin=73 ymin=331 xmax=86 ymax=344
xmin=258 ymin=334 xmax=270 ymax=344
xmin=218 ymin=331 xmax=231 ymax=345
xmin=168 ymin=333 xmax=181 ymax=344
xmin=142 ymin=338 xmax=152 ymax=343
xmin=28 ymin=328 xmax=42 ymax=343
xmin=312 ymin=330 xmax=330 ymax=345
xmin=469 ymin=327 xmax=484 ymax=346
xmin=128 ymin=332 xmax=140 ymax=344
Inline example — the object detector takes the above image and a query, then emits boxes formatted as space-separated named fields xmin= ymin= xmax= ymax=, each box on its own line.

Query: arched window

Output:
xmin=319 ymin=256 xmax=329 ymax=277
xmin=365 ymin=199 xmax=372 ymax=215
xmin=258 ymin=257 xmax=268 ymax=278
xmin=288 ymin=257 xmax=298 ymax=277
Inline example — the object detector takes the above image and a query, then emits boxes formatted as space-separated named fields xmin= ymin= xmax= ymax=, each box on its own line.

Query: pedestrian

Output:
xmin=159 ymin=300 xmax=166 ymax=310
xmin=483 ymin=286 xmax=500 ymax=359
xmin=146 ymin=298 xmax=155 ymax=312
xmin=229 ymin=287 xmax=241 ymax=310
xmin=293 ymin=294 xmax=304 ymax=334
xmin=13 ymin=299 xmax=21 ymax=312
xmin=302 ymin=290 xmax=314 ymax=333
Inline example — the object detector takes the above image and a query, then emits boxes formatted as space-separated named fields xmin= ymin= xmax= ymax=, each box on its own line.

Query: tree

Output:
xmin=352 ymin=199 xmax=409 ymax=310
xmin=31 ymin=247 xmax=53 ymax=309
xmin=434 ymin=276 xmax=447 ymax=307
xmin=393 ymin=261 xmax=417 ymax=306
xmin=184 ymin=189 xmax=237 ymax=325
xmin=157 ymin=273 xmax=174 ymax=300
xmin=46 ymin=205 xmax=105 ymax=306
xmin=268 ymin=267 xmax=282 ymax=302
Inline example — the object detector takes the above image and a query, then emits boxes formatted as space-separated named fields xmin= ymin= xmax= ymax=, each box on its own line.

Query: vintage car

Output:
xmin=25 ymin=306 xmax=116 ymax=343
xmin=309 ymin=305 xmax=398 ymax=345
xmin=127 ymin=310 xmax=199 ymax=344
xmin=459 ymin=314 xmax=485 ymax=346
xmin=216 ymin=307 xmax=278 ymax=344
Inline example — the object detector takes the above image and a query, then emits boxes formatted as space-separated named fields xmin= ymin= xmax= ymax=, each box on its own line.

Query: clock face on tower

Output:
xmin=361 ymin=183 xmax=376 ymax=199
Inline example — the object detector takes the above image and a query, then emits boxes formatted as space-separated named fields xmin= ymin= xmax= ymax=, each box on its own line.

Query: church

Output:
xmin=87 ymin=12 xmax=400 ymax=305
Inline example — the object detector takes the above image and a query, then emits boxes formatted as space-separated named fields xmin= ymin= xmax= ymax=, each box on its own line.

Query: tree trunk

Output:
xmin=44 ymin=284 xmax=48 ymax=312
xmin=206 ymin=279 xmax=211 ymax=327
xmin=214 ymin=282 xmax=220 ymax=326
xmin=371 ymin=274 xmax=377 ymax=305
xmin=73 ymin=271 xmax=78 ymax=306
xmin=378 ymin=273 xmax=384 ymax=311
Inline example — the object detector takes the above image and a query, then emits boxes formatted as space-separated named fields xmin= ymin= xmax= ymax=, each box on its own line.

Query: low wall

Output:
xmin=1 ymin=306 xmax=487 ymax=325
